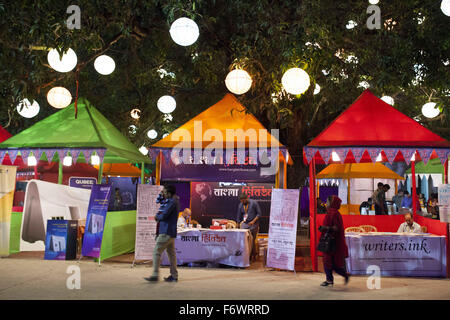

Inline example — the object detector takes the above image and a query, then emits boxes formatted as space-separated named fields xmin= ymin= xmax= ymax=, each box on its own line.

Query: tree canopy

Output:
xmin=1 ymin=0 xmax=449 ymax=185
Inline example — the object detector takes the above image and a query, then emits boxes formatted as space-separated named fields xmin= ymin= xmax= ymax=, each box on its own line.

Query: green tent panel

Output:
xmin=405 ymin=158 xmax=445 ymax=175
xmin=0 ymin=98 xmax=150 ymax=164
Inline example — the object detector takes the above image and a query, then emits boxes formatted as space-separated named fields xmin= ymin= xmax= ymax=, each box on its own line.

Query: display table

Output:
xmin=162 ymin=228 xmax=251 ymax=268
xmin=346 ymin=232 xmax=447 ymax=277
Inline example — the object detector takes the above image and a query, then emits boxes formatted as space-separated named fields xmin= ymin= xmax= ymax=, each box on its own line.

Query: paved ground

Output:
xmin=0 ymin=252 xmax=449 ymax=300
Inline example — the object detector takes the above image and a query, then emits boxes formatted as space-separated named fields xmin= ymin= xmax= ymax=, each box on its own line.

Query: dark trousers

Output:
xmin=324 ymin=258 xmax=347 ymax=283
xmin=374 ymin=204 xmax=386 ymax=215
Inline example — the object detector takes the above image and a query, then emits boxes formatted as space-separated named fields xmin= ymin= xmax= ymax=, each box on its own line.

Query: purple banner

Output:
xmin=69 ymin=176 xmax=97 ymax=190
xmin=346 ymin=233 xmax=447 ymax=277
xmin=81 ymin=184 xmax=112 ymax=258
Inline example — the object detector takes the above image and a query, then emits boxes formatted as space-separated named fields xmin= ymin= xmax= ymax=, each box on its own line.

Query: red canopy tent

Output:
xmin=303 ymin=89 xmax=450 ymax=272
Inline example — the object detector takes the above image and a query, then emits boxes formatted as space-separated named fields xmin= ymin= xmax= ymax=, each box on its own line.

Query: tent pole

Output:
xmin=141 ymin=162 xmax=145 ymax=184
xmin=58 ymin=160 xmax=63 ymax=184
xmin=156 ymin=151 xmax=162 ymax=185
xmin=347 ymin=178 xmax=351 ymax=213
xmin=309 ymin=157 xmax=318 ymax=272
xmin=97 ymin=161 xmax=103 ymax=184
xmin=395 ymin=179 xmax=398 ymax=195
xmin=411 ymin=158 xmax=417 ymax=218
xmin=283 ymin=155 xmax=287 ymax=189
xmin=445 ymin=159 xmax=449 ymax=184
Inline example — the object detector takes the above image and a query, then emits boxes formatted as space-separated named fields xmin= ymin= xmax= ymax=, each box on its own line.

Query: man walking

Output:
xmin=145 ymin=184 xmax=179 ymax=282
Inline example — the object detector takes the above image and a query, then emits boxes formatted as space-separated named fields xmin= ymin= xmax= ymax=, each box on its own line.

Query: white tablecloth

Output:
xmin=161 ymin=228 xmax=251 ymax=267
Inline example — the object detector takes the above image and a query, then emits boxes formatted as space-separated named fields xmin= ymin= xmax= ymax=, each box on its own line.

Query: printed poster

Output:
xmin=44 ymin=220 xmax=69 ymax=260
xmin=134 ymin=184 xmax=164 ymax=261
xmin=0 ymin=165 xmax=17 ymax=256
xmin=81 ymin=184 xmax=111 ymax=258
xmin=266 ymin=188 xmax=299 ymax=271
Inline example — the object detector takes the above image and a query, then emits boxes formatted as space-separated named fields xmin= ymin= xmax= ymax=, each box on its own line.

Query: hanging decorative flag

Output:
xmin=367 ymin=148 xmax=382 ymax=163
xmin=417 ymin=148 xmax=434 ymax=165
xmin=350 ymin=147 xmax=365 ymax=163
xmin=318 ymin=149 xmax=333 ymax=164
xmin=383 ymin=148 xmax=399 ymax=165
xmin=399 ymin=148 xmax=416 ymax=165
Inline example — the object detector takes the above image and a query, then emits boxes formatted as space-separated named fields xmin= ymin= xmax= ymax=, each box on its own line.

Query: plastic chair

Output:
xmin=345 ymin=226 xmax=364 ymax=233
xmin=359 ymin=225 xmax=377 ymax=233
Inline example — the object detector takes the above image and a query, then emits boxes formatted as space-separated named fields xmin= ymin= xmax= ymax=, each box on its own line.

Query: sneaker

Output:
xmin=320 ymin=281 xmax=333 ymax=287
xmin=164 ymin=275 xmax=178 ymax=282
xmin=144 ymin=276 xmax=159 ymax=282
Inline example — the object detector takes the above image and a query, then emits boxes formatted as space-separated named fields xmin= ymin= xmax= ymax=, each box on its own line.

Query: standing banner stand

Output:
xmin=0 ymin=165 xmax=17 ymax=257
xmin=79 ymin=184 xmax=111 ymax=265
xmin=438 ymin=184 xmax=450 ymax=223
xmin=266 ymin=188 xmax=299 ymax=273
xmin=132 ymin=184 xmax=164 ymax=267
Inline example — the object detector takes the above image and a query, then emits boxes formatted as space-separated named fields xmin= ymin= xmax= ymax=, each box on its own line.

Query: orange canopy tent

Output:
xmin=303 ymin=89 xmax=450 ymax=271
xmin=150 ymin=93 xmax=292 ymax=187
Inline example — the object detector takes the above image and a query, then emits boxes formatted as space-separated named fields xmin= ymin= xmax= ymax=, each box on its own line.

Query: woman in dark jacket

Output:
xmin=319 ymin=195 xmax=350 ymax=287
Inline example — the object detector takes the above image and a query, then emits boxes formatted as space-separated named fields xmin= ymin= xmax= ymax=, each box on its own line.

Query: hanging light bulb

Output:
xmin=332 ymin=152 xmax=340 ymax=162
xmin=225 ymin=69 xmax=252 ymax=95
xmin=63 ymin=156 xmax=72 ymax=166
xmin=91 ymin=155 xmax=100 ymax=165
xmin=47 ymin=87 xmax=72 ymax=109
xmin=27 ymin=156 xmax=37 ymax=166
xmin=314 ymin=83 xmax=321 ymax=95
xmin=139 ymin=146 xmax=148 ymax=155
xmin=17 ymin=99 xmax=40 ymax=118
xmin=47 ymin=48 xmax=77 ymax=73
xmin=94 ymin=55 xmax=116 ymax=75
xmin=169 ymin=17 xmax=200 ymax=46
xmin=281 ymin=68 xmax=310 ymax=95
xmin=376 ymin=153 xmax=382 ymax=162
xmin=157 ymin=96 xmax=176 ymax=114
xmin=441 ymin=0 xmax=450 ymax=16
xmin=163 ymin=114 xmax=173 ymax=123
xmin=147 ymin=129 xmax=158 ymax=139
xmin=130 ymin=108 xmax=141 ymax=119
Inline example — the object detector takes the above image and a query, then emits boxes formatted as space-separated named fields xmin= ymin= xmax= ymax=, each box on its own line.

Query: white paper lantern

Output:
xmin=139 ymin=146 xmax=148 ymax=155
xmin=441 ymin=0 xmax=450 ymax=16
xmin=346 ymin=20 xmax=357 ymax=29
xmin=281 ymin=68 xmax=310 ymax=95
xmin=157 ymin=95 xmax=176 ymax=114
xmin=47 ymin=87 xmax=72 ymax=109
xmin=94 ymin=55 xmax=116 ymax=75
xmin=130 ymin=108 xmax=141 ymax=119
xmin=17 ymin=99 xmax=40 ymax=118
xmin=27 ymin=156 xmax=37 ymax=166
xmin=147 ymin=129 xmax=158 ymax=139
xmin=314 ymin=83 xmax=321 ymax=95
xmin=225 ymin=69 xmax=252 ymax=95
xmin=91 ymin=155 xmax=100 ymax=165
xmin=381 ymin=95 xmax=394 ymax=105
xmin=169 ymin=17 xmax=199 ymax=46
xmin=422 ymin=102 xmax=440 ymax=118
xmin=63 ymin=156 xmax=72 ymax=166
xmin=163 ymin=133 xmax=169 ymax=138
xmin=369 ymin=0 xmax=379 ymax=4
xmin=47 ymin=48 xmax=77 ymax=73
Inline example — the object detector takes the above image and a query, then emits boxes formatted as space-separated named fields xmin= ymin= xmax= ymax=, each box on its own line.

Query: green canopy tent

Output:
xmin=0 ymin=98 xmax=151 ymax=183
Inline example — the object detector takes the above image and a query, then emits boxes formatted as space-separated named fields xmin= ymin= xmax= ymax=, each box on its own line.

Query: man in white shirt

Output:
xmin=177 ymin=208 xmax=192 ymax=228
xmin=397 ymin=212 xmax=422 ymax=233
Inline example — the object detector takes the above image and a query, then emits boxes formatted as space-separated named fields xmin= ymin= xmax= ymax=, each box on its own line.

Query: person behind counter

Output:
xmin=236 ymin=192 xmax=261 ymax=261
xmin=177 ymin=208 xmax=192 ymax=228
xmin=359 ymin=198 xmax=373 ymax=214
xmin=397 ymin=211 xmax=422 ymax=233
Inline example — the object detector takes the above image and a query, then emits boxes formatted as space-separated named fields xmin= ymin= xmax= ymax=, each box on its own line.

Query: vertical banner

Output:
xmin=438 ymin=184 xmax=450 ymax=222
xmin=81 ymin=184 xmax=111 ymax=258
xmin=266 ymin=188 xmax=299 ymax=271
xmin=134 ymin=184 xmax=164 ymax=261
xmin=0 ymin=165 xmax=17 ymax=256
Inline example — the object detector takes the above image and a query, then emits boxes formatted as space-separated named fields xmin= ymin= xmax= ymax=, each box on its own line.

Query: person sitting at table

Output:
xmin=236 ymin=192 xmax=261 ymax=261
xmin=427 ymin=194 xmax=440 ymax=220
xmin=397 ymin=212 xmax=422 ymax=233
xmin=177 ymin=208 xmax=192 ymax=228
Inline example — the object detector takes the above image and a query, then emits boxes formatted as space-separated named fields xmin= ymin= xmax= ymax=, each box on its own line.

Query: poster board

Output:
xmin=266 ymin=188 xmax=299 ymax=271
xmin=134 ymin=184 xmax=164 ymax=261
xmin=438 ymin=184 xmax=450 ymax=223
xmin=0 ymin=165 xmax=17 ymax=256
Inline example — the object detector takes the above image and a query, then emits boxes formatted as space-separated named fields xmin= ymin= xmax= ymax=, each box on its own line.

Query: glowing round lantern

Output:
xmin=63 ymin=156 xmax=72 ymax=166
xmin=91 ymin=155 xmax=100 ymax=165
xmin=47 ymin=87 xmax=72 ymax=109
xmin=130 ymin=108 xmax=141 ymax=119
xmin=94 ymin=55 xmax=116 ymax=75
xmin=157 ymin=96 xmax=176 ymax=114
xmin=422 ymin=102 xmax=440 ymax=118
xmin=314 ymin=83 xmax=321 ymax=95
xmin=47 ymin=48 xmax=77 ymax=73
xmin=281 ymin=68 xmax=310 ymax=95
xmin=27 ymin=156 xmax=37 ymax=166
xmin=169 ymin=17 xmax=199 ymax=46
xmin=147 ymin=129 xmax=158 ymax=139
xmin=225 ymin=69 xmax=252 ymax=95
xmin=381 ymin=95 xmax=394 ymax=105
xmin=139 ymin=146 xmax=148 ymax=155
xmin=441 ymin=0 xmax=450 ymax=16
xmin=17 ymin=99 xmax=40 ymax=118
